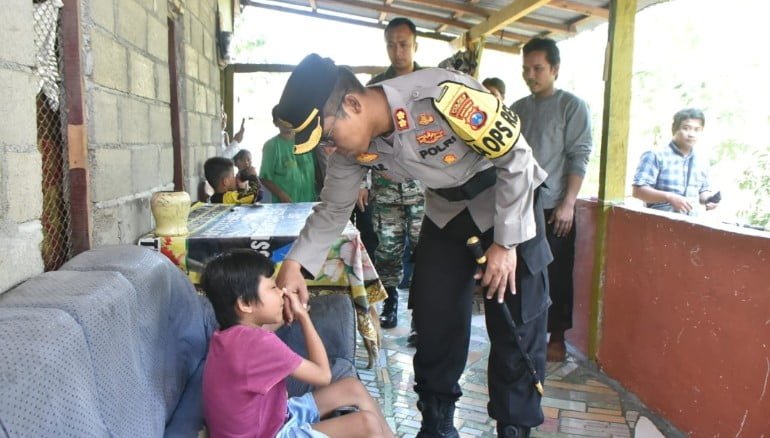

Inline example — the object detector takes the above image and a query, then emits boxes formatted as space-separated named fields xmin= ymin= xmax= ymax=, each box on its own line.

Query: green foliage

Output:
xmin=738 ymin=149 xmax=770 ymax=229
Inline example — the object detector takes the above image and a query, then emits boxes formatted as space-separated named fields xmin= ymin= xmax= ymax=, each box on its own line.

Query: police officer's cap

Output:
xmin=275 ymin=54 xmax=339 ymax=154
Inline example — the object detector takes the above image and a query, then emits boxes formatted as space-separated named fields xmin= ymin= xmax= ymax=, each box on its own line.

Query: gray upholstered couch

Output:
xmin=0 ymin=245 xmax=356 ymax=437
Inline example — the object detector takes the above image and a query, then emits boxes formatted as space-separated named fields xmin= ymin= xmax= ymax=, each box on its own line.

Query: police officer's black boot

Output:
xmin=416 ymin=395 xmax=459 ymax=438
xmin=379 ymin=287 xmax=398 ymax=329
xmin=497 ymin=424 xmax=530 ymax=438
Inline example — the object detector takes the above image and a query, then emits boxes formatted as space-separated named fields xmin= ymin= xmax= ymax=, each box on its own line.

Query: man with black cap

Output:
xmin=274 ymin=53 xmax=552 ymax=438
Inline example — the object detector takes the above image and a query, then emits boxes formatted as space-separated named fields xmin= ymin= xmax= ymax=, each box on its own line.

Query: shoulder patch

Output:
xmin=433 ymin=81 xmax=521 ymax=159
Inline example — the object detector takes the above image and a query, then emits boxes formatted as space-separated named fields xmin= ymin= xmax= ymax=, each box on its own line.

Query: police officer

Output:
xmin=368 ymin=17 xmax=425 ymax=333
xmin=275 ymin=54 xmax=551 ymax=437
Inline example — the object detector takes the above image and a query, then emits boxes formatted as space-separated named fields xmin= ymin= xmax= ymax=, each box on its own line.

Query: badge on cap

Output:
xmin=416 ymin=129 xmax=445 ymax=144
xmin=356 ymin=152 xmax=379 ymax=163
xmin=394 ymin=109 xmax=409 ymax=130
xmin=417 ymin=113 xmax=435 ymax=126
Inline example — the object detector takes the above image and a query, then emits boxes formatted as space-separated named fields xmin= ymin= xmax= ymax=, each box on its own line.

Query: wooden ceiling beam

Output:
xmin=322 ymin=0 xmax=472 ymax=30
xmin=517 ymin=16 xmax=575 ymax=34
xmin=398 ymin=0 xmax=489 ymax=17
xmin=460 ymin=0 xmax=551 ymax=43
xmin=546 ymin=0 xmax=609 ymax=19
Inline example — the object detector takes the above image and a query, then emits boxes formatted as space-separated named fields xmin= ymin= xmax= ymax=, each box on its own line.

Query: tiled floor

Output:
xmin=355 ymin=291 xmax=683 ymax=437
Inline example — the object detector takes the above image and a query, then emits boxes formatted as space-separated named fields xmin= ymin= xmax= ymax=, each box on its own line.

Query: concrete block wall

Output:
xmin=0 ymin=0 xmax=45 ymax=293
xmin=82 ymin=0 xmax=221 ymax=246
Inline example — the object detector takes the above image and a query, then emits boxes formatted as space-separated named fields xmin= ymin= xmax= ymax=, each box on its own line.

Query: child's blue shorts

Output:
xmin=275 ymin=392 xmax=329 ymax=438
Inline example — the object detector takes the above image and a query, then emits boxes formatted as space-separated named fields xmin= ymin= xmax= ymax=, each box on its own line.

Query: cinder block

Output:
xmin=186 ymin=112 xmax=201 ymax=144
xmin=90 ymin=0 xmax=115 ymax=32
xmin=117 ymin=0 xmax=147 ymax=50
xmin=131 ymin=146 xmax=160 ymax=192
xmin=6 ymin=152 xmax=43 ymax=222
xmin=189 ymin=16 xmax=202 ymax=52
xmin=155 ymin=64 xmax=170 ymax=103
xmin=149 ymin=104 xmax=172 ymax=144
xmin=184 ymin=44 xmax=198 ymax=78
xmin=117 ymin=196 xmax=154 ymax=244
xmin=184 ymin=78 xmax=196 ymax=112
xmin=91 ymin=148 xmax=132 ymax=202
xmin=147 ymin=16 xmax=168 ymax=62
xmin=200 ymin=112 xmax=213 ymax=145
xmin=185 ymin=0 xmax=199 ymax=20
xmin=205 ymin=88 xmax=217 ymax=117
xmin=197 ymin=54 xmax=209 ymax=86
xmin=195 ymin=83 xmax=207 ymax=113
xmin=0 ymin=69 xmax=37 ymax=149
xmin=90 ymin=89 xmax=119 ymax=144
xmin=0 ymin=220 xmax=44 ymax=294
xmin=0 ymin=0 xmax=34 ymax=66
xmin=202 ymin=27 xmax=213 ymax=61
xmin=90 ymin=29 xmax=128 ymax=91
xmin=129 ymin=51 xmax=155 ymax=99
xmin=91 ymin=204 xmax=119 ymax=246
xmin=158 ymin=144 xmax=174 ymax=182
xmin=119 ymin=97 xmax=149 ymax=144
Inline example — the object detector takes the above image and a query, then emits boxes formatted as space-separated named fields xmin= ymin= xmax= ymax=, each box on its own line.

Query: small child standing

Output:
xmin=204 ymin=156 xmax=262 ymax=204
xmin=201 ymin=249 xmax=393 ymax=438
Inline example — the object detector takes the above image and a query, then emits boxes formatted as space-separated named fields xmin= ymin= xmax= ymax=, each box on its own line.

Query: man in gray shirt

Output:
xmin=511 ymin=37 xmax=593 ymax=362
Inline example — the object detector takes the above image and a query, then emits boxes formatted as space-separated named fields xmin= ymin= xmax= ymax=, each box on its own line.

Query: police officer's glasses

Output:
xmin=319 ymin=96 xmax=345 ymax=147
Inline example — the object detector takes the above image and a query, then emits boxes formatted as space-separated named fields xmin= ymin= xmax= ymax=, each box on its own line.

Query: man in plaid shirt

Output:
xmin=632 ymin=108 xmax=719 ymax=216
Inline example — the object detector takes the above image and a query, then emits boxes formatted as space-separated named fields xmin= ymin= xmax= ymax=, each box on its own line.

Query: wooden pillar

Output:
xmin=223 ymin=65 xmax=234 ymax=139
xmin=61 ymin=0 xmax=92 ymax=255
xmin=589 ymin=0 xmax=637 ymax=357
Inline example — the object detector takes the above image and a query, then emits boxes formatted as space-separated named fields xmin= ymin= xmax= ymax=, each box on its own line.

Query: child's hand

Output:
xmin=283 ymin=288 xmax=309 ymax=320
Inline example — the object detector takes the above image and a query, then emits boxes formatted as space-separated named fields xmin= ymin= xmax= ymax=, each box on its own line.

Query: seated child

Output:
xmin=232 ymin=149 xmax=254 ymax=190
xmin=200 ymin=249 xmax=394 ymax=438
xmin=204 ymin=156 xmax=262 ymax=204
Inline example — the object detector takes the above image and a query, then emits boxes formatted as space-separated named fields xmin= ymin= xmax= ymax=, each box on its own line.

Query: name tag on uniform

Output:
xmin=433 ymin=81 xmax=521 ymax=159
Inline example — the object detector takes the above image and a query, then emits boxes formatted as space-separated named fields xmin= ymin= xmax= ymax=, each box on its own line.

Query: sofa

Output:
xmin=0 ymin=245 xmax=357 ymax=437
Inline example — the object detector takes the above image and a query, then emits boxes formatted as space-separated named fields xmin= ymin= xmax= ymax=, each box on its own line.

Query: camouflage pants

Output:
xmin=373 ymin=202 xmax=424 ymax=289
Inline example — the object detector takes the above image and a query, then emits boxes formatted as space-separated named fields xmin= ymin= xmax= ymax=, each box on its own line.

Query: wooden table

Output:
xmin=139 ymin=202 xmax=386 ymax=365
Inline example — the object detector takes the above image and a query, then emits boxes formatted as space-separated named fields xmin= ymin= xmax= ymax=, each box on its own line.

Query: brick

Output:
xmin=541 ymin=396 xmax=586 ymax=412
xmin=90 ymin=29 xmax=128 ymax=91
xmin=91 ymin=148 xmax=132 ymax=202
xmin=117 ymin=0 xmax=147 ymax=50
xmin=0 ymin=69 xmax=37 ymax=148
xmin=547 ymin=380 xmax=617 ymax=395
xmin=0 ymin=221 xmax=44 ymax=293
xmin=6 ymin=152 xmax=42 ymax=222
xmin=131 ymin=146 xmax=160 ymax=192
xmin=149 ymin=104 xmax=172 ymax=144
xmin=147 ymin=15 xmax=168 ymax=62
xmin=543 ymin=406 xmax=559 ymax=419
xmin=119 ymin=97 xmax=149 ymax=144
xmin=90 ymin=0 xmax=115 ymax=32
xmin=561 ymin=410 xmax=627 ymax=424
xmin=0 ymin=0 xmax=34 ymax=65
xmin=90 ymin=89 xmax=119 ymax=144
xmin=588 ymin=407 xmax=623 ymax=416
xmin=129 ymin=51 xmax=155 ymax=99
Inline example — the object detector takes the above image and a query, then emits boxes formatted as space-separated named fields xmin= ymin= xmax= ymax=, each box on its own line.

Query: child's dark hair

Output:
xmin=232 ymin=149 xmax=251 ymax=164
xmin=204 ymin=156 xmax=234 ymax=189
xmin=200 ymin=248 xmax=276 ymax=329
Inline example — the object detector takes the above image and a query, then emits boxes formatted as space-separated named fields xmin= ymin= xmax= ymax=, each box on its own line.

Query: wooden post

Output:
xmin=589 ymin=0 xmax=637 ymax=357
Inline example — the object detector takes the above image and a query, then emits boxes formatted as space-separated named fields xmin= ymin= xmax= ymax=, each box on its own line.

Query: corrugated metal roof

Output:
xmin=241 ymin=0 xmax=668 ymax=54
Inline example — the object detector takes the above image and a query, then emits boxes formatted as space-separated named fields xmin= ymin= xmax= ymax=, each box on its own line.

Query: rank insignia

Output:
xmin=417 ymin=113 xmax=435 ymax=126
xmin=442 ymin=154 xmax=457 ymax=164
xmin=356 ymin=152 xmax=379 ymax=163
xmin=394 ymin=108 xmax=409 ymax=130
xmin=416 ymin=129 xmax=445 ymax=144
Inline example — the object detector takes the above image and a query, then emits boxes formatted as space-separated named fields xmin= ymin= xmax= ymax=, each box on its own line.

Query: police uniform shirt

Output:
xmin=288 ymin=68 xmax=547 ymax=276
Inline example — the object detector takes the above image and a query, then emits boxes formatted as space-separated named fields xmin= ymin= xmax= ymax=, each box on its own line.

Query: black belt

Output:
xmin=430 ymin=167 xmax=496 ymax=202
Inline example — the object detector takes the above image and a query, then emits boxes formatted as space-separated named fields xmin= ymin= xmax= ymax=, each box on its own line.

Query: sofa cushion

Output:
xmin=0 ymin=308 xmax=109 ymax=437
xmin=275 ymin=293 xmax=357 ymax=396
xmin=61 ymin=245 xmax=216 ymax=434
xmin=0 ymin=270 xmax=162 ymax=436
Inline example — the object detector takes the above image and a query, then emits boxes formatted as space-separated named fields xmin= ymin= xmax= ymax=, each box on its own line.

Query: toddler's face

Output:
xmin=235 ymin=153 xmax=252 ymax=170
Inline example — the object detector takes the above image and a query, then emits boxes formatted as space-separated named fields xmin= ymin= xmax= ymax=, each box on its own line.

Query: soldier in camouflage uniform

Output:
xmin=368 ymin=17 xmax=425 ymax=330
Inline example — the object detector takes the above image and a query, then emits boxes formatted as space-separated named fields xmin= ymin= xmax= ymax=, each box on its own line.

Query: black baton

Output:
xmin=466 ymin=236 xmax=544 ymax=396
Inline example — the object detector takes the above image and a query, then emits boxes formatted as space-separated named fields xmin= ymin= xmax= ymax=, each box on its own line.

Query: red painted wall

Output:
xmin=597 ymin=207 xmax=770 ymax=435
xmin=567 ymin=199 xmax=598 ymax=356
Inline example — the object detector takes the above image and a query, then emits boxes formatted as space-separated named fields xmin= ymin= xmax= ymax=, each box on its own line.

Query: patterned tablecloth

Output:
xmin=139 ymin=202 xmax=386 ymax=362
